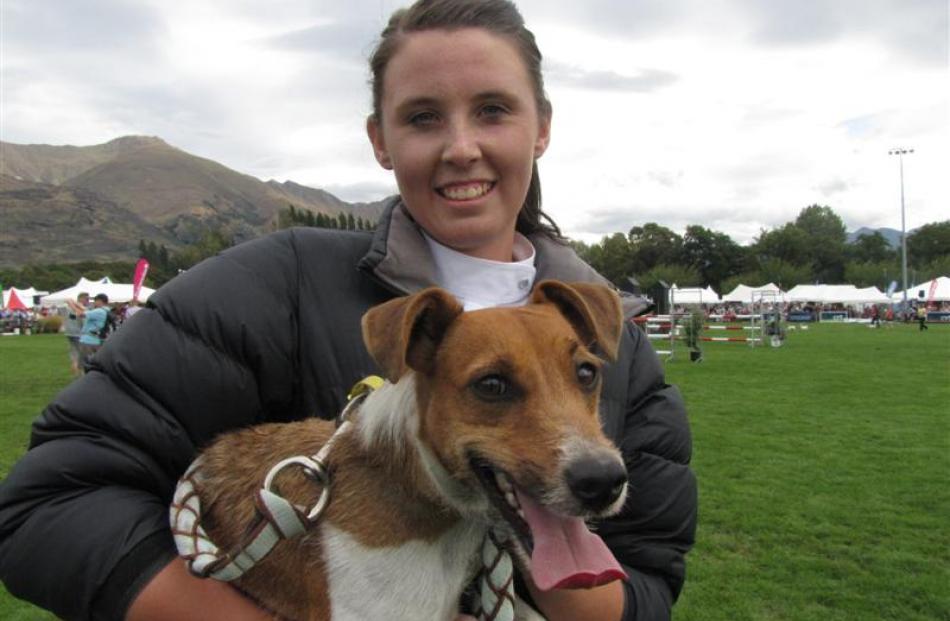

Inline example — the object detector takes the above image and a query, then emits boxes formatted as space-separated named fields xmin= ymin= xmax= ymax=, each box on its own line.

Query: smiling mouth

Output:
xmin=436 ymin=181 xmax=495 ymax=201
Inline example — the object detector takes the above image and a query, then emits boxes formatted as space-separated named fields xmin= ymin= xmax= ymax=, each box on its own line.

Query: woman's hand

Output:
xmin=127 ymin=558 xmax=275 ymax=620
xmin=525 ymin=575 xmax=624 ymax=621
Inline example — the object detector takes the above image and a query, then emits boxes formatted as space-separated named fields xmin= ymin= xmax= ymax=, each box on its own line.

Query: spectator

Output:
xmin=66 ymin=293 xmax=110 ymax=371
xmin=63 ymin=292 xmax=89 ymax=376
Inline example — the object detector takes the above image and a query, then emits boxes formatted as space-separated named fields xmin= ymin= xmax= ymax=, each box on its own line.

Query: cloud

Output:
xmin=738 ymin=0 xmax=948 ymax=65
xmin=260 ymin=19 xmax=383 ymax=64
xmin=321 ymin=181 xmax=398 ymax=204
xmin=546 ymin=61 xmax=678 ymax=93
xmin=815 ymin=178 xmax=851 ymax=197
xmin=647 ymin=170 xmax=685 ymax=189
xmin=2 ymin=0 xmax=164 ymax=54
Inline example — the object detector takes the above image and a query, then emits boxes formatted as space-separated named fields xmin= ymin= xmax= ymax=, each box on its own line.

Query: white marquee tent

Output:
xmin=3 ymin=287 xmax=48 ymax=307
xmin=721 ymin=283 xmax=785 ymax=304
xmin=670 ymin=285 xmax=720 ymax=305
xmin=785 ymin=284 xmax=890 ymax=304
xmin=40 ymin=277 xmax=156 ymax=306
xmin=891 ymin=276 xmax=950 ymax=303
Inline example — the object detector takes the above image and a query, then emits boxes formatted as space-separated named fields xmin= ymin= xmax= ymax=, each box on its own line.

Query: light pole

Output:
xmin=888 ymin=148 xmax=913 ymax=313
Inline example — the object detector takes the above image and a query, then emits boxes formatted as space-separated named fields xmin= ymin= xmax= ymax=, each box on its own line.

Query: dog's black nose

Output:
xmin=566 ymin=454 xmax=627 ymax=511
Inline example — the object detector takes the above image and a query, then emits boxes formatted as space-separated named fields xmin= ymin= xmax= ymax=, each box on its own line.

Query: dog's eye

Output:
xmin=576 ymin=363 xmax=598 ymax=387
xmin=473 ymin=374 xmax=510 ymax=400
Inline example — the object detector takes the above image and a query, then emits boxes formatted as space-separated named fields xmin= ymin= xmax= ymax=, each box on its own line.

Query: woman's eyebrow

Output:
xmin=394 ymin=96 xmax=440 ymax=116
xmin=394 ymin=89 xmax=520 ymax=115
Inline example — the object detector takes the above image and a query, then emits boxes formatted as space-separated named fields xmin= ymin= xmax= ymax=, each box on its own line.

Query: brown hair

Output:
xmin=369 ymin=0 xmax=562 ymax=239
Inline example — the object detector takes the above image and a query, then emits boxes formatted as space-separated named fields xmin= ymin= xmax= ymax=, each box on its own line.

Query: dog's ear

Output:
xmin=531 ymin=280 xmax=623 ymax=360
xmin=362 ymin=288 xmax=464 ymax=380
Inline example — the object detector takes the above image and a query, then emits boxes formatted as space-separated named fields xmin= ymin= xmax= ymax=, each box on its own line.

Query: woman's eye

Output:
xmin=576 ymin=363 xmax=598 ymax=388
xmin=473 ymin=374 xmax=510 ymax=400
xmin=479 ymin=104 xmax=509 ymax=120
xmin=408 ymin=111 xmax=439 ymax=127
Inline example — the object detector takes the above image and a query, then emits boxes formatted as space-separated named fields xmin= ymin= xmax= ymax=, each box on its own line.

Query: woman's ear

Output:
xmin=534 ymin=106 xmax=552 ymax=158
xmin=366 ymin=115 xmax=393 ymax=170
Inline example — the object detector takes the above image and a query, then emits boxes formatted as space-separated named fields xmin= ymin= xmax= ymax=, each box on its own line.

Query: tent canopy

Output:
xmin=3 ymin=286 xmax=47 ymax=308
xmin=785 ymin=284 xmax=890 ymax=304
xmin=40 ymin=277 xmax=155 ymax=306
xmin=892 ymin=276 xmax=950 ymax=303
xmin=721 ymin=283 xmax=785 ymax=304
xmin=670 ymin=285 xmax=720 ymax=305
xmin=4 ymin=289 xmax=28 ymax=310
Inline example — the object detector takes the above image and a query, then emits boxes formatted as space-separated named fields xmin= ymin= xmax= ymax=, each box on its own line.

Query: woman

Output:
xmin=0 ymin=1 xmax=696 ymax=620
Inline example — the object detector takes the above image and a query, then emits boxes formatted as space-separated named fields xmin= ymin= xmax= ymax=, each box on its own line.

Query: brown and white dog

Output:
xmin=178 ymin=280 xmax=629 ymax=621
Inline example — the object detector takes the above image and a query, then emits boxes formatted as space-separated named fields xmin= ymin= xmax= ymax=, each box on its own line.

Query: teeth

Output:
xmin=505 ymin=491 xmax=518 ymax=509
xmin=442 ymin=182 xmax=491 ymax=200
xmin=494 ymin=471 xmax=513 ymax=493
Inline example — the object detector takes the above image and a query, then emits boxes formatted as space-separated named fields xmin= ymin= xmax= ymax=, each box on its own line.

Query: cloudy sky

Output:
xmin=2 ymin=0 xmax=947 ymax=244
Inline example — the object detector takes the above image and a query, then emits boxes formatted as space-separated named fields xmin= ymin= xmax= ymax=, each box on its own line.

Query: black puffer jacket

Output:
xmin=0 ymin=201 xmax=696 ymax=621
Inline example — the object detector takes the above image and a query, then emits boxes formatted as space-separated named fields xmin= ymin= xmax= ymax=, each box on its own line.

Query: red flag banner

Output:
xmin=927 ymin=278 xmax=938 ymax=307
xmin=133 ymin=258 xmax=150 ymax=301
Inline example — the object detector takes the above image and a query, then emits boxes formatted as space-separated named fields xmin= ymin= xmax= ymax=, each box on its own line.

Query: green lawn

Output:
xmin=1 ymin=326 xmax=948 ymax=620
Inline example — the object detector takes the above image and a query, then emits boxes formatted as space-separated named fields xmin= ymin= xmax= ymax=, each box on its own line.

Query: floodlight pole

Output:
xmin=889 ymin=148 xmax=913 ymax=312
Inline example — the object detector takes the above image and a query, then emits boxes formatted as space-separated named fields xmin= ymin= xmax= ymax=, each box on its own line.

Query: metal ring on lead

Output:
xmin=263 ymin=456 xmax=325 ymax=490
xmin=306 ymin=482 xmax=332 ymax=521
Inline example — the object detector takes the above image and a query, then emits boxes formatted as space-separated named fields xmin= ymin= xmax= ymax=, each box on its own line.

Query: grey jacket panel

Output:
xmin=0 ymin=203 xmax=695 ymax=621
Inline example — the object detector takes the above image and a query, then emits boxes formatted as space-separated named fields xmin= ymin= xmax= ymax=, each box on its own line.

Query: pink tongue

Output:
xmin=515 ymin=488 xmax=627 ymax=591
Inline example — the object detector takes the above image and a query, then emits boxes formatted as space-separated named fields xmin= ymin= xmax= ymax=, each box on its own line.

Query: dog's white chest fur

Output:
xmin=321 ymin=521 xmax=485 ymax=621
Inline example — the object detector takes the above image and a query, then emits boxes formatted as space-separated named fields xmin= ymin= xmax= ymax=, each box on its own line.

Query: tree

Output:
xmin=640 ymin=263 xmax=700 ymax=292
xmin=844 ymin=260 xmax=898 ymax=289
xmin=907 ymin=220 xmax=950 ymax=268
xmin=581 ymin=233 xmax=634 ymax=288
xmin=678 ymin=225 xmax=745 ymax=290
xmin=627 ymin=223 xmax=682 ymax=275
xmin=754 ymin=224 xmax=810 ymax=267
xmin=756 ymin=259 xmax=816 ymax=291
xmin=794 ymin=204 xmax=847 ymax=282
xmin=848 ymin=231 xmax=894 ymax=264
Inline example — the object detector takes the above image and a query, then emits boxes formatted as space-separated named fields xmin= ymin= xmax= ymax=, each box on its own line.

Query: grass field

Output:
xmin=1 ymin=325 xmax=948 ymax=620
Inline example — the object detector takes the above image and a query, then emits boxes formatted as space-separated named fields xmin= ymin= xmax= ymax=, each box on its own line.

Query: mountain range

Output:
xmin=0 ymin=136 xmax=389 ymax=267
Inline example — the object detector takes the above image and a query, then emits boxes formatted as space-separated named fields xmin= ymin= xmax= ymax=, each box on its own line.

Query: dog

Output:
xmin=172 ymin=280 xmax=630 ymax=621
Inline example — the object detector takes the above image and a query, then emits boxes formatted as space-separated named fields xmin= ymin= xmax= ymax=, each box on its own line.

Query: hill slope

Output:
xmin=0 ymin=136 xmax=388 ymax=267
xmin=0 ymin=174 xmax=179 ymax=266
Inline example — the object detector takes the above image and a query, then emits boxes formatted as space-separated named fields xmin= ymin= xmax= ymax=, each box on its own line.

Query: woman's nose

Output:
xmin=441 ymin=121 xmax=481 ymax=166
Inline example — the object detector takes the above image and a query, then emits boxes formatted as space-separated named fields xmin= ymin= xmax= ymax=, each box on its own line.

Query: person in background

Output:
xmin=916 ymin=303 xmax=928 ymax=331
xmin=125 ymin=298 xmax=144 ymax=321
xmin=63 ymin=292 xmax=89 ymax=376
xmin=65 ymin=292 xmax=110 ymax=371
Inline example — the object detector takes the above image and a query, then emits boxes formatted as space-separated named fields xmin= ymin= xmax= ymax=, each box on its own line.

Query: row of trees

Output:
xmin=137 ymin=230 xmax=235 ymax=286
xmin=573 ymin=205 xmax=950 ymax=294
xmin=277 ymin=205 xmax=376 ymax=232
xmin=0 ymin=231 xmax=235 ymax=293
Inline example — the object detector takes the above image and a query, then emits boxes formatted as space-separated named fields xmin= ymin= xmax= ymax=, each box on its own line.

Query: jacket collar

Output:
xmin=357 ymin=198 xmax=649 ymax=316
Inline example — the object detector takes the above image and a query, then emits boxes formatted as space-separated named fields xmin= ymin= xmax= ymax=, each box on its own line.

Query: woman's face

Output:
xmin=368 ymin=28 xmax=551 ymax=262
